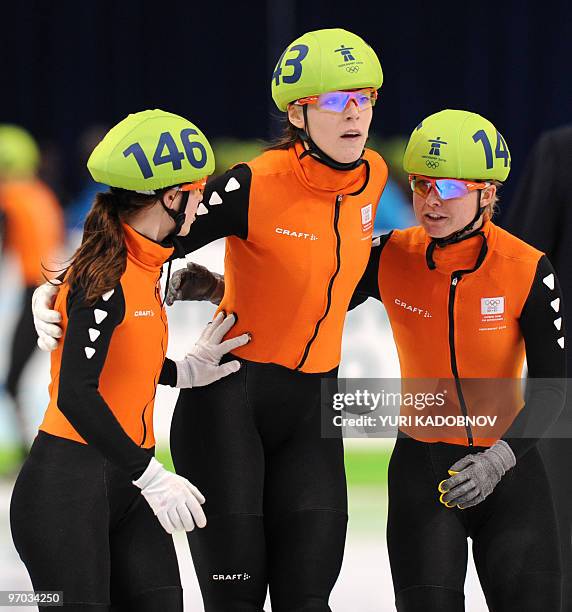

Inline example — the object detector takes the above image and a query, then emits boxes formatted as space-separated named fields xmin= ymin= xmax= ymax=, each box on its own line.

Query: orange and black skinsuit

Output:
xmin=10 ymin=224 xmax=185 ymax=611
xmin=352 ymin=221 xmax=566 ymax=611
xmin=0 ymin=179 xmax=63 ymax=449
xmin=169 ymin=141 xmax=387 ymax=611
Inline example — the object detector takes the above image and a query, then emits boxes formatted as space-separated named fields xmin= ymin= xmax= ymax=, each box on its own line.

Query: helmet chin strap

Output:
xmin=433 ymin=190 xmax=486 ymax=247
xmin=159 ymin=189 xmax=190 ymax=238
xmin=158 ymin=189 xmax=191 ymax=306
xmin=295 ymin=105 xmax=364 ymax=171
xmin=425 ymin=191 xmax=488 ymax=270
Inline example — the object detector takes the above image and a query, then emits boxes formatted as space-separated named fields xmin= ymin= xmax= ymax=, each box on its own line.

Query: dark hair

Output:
xmin=264 ymin=116 xmax=301 ymax=152
xmin=63 ymin=189 xmax=162 ymax=304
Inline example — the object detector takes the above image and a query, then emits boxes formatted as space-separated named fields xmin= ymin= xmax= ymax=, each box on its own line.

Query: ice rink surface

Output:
xmin=0 ymin=240 xmax=489 ymax=610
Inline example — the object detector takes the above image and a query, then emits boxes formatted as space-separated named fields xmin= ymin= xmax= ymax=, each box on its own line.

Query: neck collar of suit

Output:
xmin=425 ymin=220 xmax=494 ymax=274
xmin=122 ymin=222 xmax=174 ymax=271
xmin=290 ymin=140 xmax=370 ymax=195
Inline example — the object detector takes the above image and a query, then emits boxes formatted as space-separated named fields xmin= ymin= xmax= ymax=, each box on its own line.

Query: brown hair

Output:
xmin=63 ymin=189 xmax=161 ymax=304
xmin=264 ymin=115 xmax=301 ymax=152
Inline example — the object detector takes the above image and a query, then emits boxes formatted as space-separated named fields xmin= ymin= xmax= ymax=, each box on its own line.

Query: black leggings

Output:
xmin=6 ymin=285 xmax=37 ymax=455
xmin=539 ymin=437 xmax=572 ymax=612
xmin=170 ymin=359 xmax=347 ymax=612
xmin=10 ymin=432 xmax=183 ymax=611
xmin=387 ymin=435 xmax=561 ymax=611
xmin=6 ymin=285 xmax=37 ymax=400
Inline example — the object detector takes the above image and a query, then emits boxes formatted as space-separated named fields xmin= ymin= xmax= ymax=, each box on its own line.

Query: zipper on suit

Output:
xmin=139 ymin=277 xmax=168 ymax=446
xmin=448 ymin=273 xmax=474 ymax=446
xmin=297 ymin=194 xmax=343 ymax=370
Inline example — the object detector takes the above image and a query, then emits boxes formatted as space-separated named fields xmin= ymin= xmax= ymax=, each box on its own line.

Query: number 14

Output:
xmin=472 ymin=129 xmax=510 ymax=169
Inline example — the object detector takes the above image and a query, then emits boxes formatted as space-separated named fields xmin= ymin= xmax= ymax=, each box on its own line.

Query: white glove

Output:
xmin=32 ymin=280 xmax=63 ymax=352
xmin=133 ymin=457 xmax=207 ymax=534
xmin=175 ymin=312 xmax=250 ymax=388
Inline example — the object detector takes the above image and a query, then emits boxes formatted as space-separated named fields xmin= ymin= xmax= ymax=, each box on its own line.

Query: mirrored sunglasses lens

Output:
xmin=355 ymin=92 xmax=373 ymax=109
xmin=435 ymin=180 xmax=469 ymax=200
xmin=411 ymin=179 xmax=431 ymax=197
xmin=317 ymin=92 xmax=350 ymax=112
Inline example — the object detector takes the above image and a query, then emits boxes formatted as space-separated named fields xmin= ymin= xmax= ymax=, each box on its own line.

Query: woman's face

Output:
xmin=288 ymin=95 xmax=373 ymax=164
xmin=160 ymin=188 xmax=203 ymax=237
xmin=412 ymin=183 xmax=496 ymax=238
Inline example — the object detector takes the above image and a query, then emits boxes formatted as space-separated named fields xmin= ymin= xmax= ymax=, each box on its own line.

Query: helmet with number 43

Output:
xmin=271 ymin=28 xmax=383 ymax=111
xmin=403 ymin=109 xmax=511 ymax=181
xmin=88 ymin=109 xmax=215 ymax=192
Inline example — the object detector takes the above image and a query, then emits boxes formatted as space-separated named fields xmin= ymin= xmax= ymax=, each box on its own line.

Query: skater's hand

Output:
xmin=133 ymin=457 xmax=207 ymax=534
xmin=438 ymin=440 xmax=516 ymax=509
xmin=165 ymin=261 xmax=225 ymax=306
xmin=32 ymin=280 xmax=63 ymax=352
xmin=175 ymin=312 xmax=250 ymax=388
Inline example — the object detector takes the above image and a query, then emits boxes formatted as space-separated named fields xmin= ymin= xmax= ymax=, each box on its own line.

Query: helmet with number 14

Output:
xmin=403 ymin=109 xmax=511 ymax=246
xmin=404 ymin=109 xmax=511 ymax=181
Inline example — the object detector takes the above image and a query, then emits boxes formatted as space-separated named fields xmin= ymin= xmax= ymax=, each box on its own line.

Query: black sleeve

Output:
xmin=347 ymin=233 xmax=392 ymax=311
xmin=502 ymin=256 xmax=567 ymax=457
xmin=57 ymin=284 xmax=152 ymax=479
xmin=174 ymin=164 xmax=251 ymax=255
xmin=159 ymin=358 xmax=177 ymax=386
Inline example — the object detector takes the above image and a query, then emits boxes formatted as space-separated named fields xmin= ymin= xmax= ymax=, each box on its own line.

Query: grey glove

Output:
xmin=166 ymin=261 xmax=224 ymax=306
xmin=438 ymin=440 xmax=516 ymax=509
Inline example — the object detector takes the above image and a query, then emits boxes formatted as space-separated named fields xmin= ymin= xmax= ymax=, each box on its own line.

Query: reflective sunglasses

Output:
xmin=409 ymin=175 xmax=490 ymax=200
xmin=296 ymin=88 xmax=378 ymax=113
xmin=180 ymin=177 xmax=208 ymax=193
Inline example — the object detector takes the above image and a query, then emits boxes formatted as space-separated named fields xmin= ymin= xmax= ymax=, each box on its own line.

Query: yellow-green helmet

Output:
xmin=271 ymin=28 xmax=383 ymax=112
xmin=403 ymin=109 xmax=511 ymax=181
xmin=0 ymin=125 xmax=40 ymax=179
xmin=87 ymin=109 xmax=215 ymax=192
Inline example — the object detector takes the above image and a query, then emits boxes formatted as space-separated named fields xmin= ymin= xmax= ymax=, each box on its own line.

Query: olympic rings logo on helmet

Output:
xmin=404 ymin=110 xmax=511 ymax=182
xmin=270 ymin=28 xmax=383 ymax=112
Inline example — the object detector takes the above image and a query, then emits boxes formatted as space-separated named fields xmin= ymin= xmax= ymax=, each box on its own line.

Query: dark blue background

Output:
xmin=2 ymin=0 xmax=571 ymax=210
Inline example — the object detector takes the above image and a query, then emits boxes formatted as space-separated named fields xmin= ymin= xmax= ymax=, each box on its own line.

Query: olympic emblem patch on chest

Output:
xmin=481 ymin=297 xmax=504 ymax=316
xmin=479 ymin=296 xmax=507 ymax=331
xmin=361 ymin=203 xmax=373 ymax=233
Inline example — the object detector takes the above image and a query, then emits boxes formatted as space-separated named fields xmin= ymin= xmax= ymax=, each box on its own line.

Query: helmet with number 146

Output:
xmin=88 ymin=109 xmax=215 ymax=192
